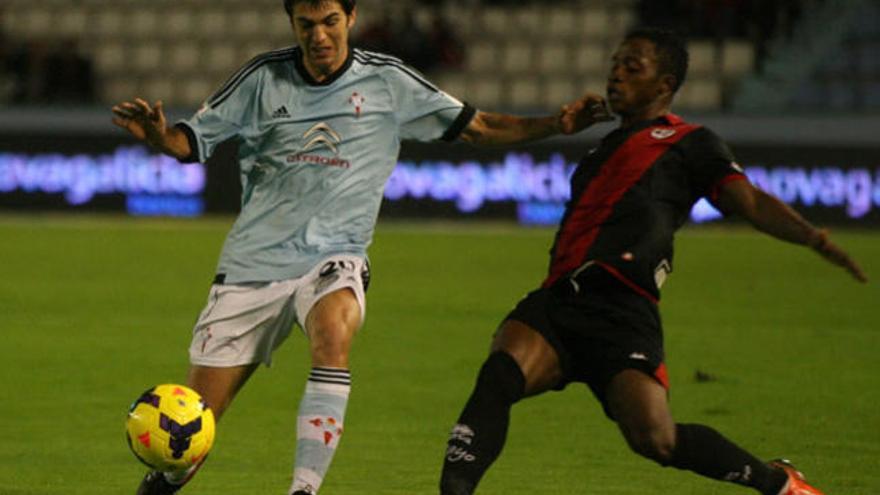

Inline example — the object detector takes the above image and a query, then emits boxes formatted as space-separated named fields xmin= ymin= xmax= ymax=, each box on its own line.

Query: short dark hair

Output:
xmin=624 ymin=27 xmax=689 ymax=93
xmin=283 ymin=0 xmax=356 ymax=17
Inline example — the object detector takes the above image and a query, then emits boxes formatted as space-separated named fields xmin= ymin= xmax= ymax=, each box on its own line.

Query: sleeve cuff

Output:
xmin=440 ymin=103 xmax=477 ymax=142
xmin=173 ymin=122 xmax=201 ymax=163
xmin=709 ymin=173 xmax=748 ymax=203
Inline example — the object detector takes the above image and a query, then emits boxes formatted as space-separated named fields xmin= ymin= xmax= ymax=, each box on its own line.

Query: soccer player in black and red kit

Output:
xmin=439 ymin=28 xmax=867 ymax=495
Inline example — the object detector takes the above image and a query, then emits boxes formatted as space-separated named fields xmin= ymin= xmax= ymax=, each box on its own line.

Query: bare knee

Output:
xmin=607 ymin=370 xmax=676 ymax=465
xmin=309 ymin=319 xmax=354 ymax=366
xmin=620 ymin=423 xmax=676 ymax=465
xmin=491 ymin=320 xmax=563 ymax=395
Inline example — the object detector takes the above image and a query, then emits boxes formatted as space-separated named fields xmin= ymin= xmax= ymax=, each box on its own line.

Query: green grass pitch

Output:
xmin=0 ymin=215 xmax=878 ymax=495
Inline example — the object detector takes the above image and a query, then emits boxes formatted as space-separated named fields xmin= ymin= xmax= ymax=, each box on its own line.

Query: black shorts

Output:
xmin=505 ymin=267 xmax=668 ymax=417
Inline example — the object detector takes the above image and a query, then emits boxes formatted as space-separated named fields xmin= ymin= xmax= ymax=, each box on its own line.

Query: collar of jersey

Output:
xmin=638 ymin=113 xmax=683 ymax=129
xmin=604 ymin=113 xmax=684 ymax=142
xmin=293 ymin=45 xmax=354 ymax=86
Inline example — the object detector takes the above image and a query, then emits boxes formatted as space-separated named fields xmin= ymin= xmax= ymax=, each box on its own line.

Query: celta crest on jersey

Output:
xmin=348 ymin=91 xmax=365 ymax=117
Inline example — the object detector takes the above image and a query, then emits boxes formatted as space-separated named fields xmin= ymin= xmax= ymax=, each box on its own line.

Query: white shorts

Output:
xmin=189 ymin=255 xmax=369 ymax=367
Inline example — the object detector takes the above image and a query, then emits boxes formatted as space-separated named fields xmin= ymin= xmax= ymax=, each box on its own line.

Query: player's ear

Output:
xmin=347 ymin=6 xmax=357 ymax=29
xmin=658 ymin=74 xmax=676 ymax=98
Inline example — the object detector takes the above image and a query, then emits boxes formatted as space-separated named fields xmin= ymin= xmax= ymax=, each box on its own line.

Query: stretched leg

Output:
xmin=606 ymin=369 xmax=789 ymax=494
xmin=440 ymin=319 xmax=563 ymax=495
xmin=187 ymin=363 xmax=260 ymax=420
xmin=139 ymin=277 xmax=303 ymax=495
xmin=136 ymin=364 xmax=259 ymax=495
xmin=290 ymin=287 xmax=361 ymax=495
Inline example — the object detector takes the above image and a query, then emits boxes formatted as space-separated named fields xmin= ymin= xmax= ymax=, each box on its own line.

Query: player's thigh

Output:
xmin=496 ymin=287 xmax=566 ymax=396
xmin=295 ymin=255 xmax=369 ymax=337
xmin=303 ymin=288 xmax=362 ymax=366
xmin=294 ymin=255 xmax=370 ymax=365
xmin=190 ymin=280 xmax=298 ymax=368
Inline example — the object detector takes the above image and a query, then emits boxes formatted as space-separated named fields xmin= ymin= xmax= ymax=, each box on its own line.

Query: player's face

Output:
xmin=291 ymin=1 xmax=356 ymax=78
xmin=606 ymin=38 xmax=671 ymax=117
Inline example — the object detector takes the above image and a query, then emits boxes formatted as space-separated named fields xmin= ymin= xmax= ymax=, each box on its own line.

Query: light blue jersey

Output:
xmin=177 ymin=47 xmax=474 ymax=283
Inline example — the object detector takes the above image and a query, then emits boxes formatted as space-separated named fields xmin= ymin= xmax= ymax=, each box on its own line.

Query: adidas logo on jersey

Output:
xmin=272 ymin=106 xmax=290 ymax=119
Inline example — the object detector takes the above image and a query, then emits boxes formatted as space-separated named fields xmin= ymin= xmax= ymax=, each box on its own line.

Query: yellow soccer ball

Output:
xmin=125 ymin=384 xmax=215 ymax=472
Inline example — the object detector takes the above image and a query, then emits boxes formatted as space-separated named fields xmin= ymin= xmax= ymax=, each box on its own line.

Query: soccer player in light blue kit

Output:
xmin=111 ymin=1 xmax=611 ymax=494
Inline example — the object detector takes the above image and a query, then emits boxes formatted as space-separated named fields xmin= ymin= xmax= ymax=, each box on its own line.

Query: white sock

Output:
xmin=289 ymin=367 xmax=351 ymax=495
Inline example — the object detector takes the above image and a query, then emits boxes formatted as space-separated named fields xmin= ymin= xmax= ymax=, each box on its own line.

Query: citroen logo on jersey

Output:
xmin=287 ymin=122 xmax=350 ymax=169
xmin=651 ymin=128 xmax=677 ymax=140
xmin=302 ymin=122 xmax=342 ymax=155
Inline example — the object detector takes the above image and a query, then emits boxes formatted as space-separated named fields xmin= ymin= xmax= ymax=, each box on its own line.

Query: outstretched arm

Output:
xmin=459 ymin=93 xmax=613 ymax=147
xmin=714 ymin=179 xmax=868 ymax=283
xmin=111 ymin=98 xmax=192 ymax=161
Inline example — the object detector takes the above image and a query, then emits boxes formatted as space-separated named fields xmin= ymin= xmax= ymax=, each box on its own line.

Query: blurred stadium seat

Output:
xmin=510 ymin=5 xmax=542 ymax=36
xmin=537 ymin=45 xmax=570 ymax=74
xmin=103 ymin=77 xmax=138 ymax=105
xmin=508 ymin=76 xmax=541 ymax=110
xmin=56 ymin=7 xmax=88 ymax=38
xmin=688 ymin=41 xmax=717 ymax=77
xmin=501 ymin=41 xmax=532 ymax=74
xmin=182 ymin=79 xmax=215 ymax=107
xmin=168 ymin=42 xmax=202 ymax=74
xmin=164 ymin=11 xmax=195 ymax=40
xmin=130 ymin=45 xmax=162 ymax=74
xmin=543 ymin=7 xmax=579 ymax=39
xmin=1 ymin=0 xmax=875 ymax=115
xmin=198 ymin=10 xmax=229 ymax=38
xmin=17 ymin=8 xmax=52 ymax=38
xmin=678 ymin=78 xmax=722 ymax=111
xmin=230 ymin=9 xmax=265 ymax=38
xmin=576 ymin=7 xmax=611 ymax=40
xmin=465 ymin=41 xmax=497 ymax=74
xmin=130 ymin=10 xmax=160 ymax=39
xmin=571 ymin=43 xmax=607 ymax=76
xmin=204 ymin=43 xmax=239 ymax=79
xmin=480 ymin=7 xmax=510 ymax=38
xmin=143 ymin=76 xmax=175 ymax=104
xmin=721 ymin=41 xmax=755 ymax=78
xmin=94 ymin=44 xmax=127 ymax=74
xmin=543 ymin=77 xmax=577 ymax=108
xmin=432 ymin=73 xmax=468 ymax=103
xmin=467 ymin=78 xmax=503 ymax=108
xmin=93 ymin=10 xmax=125 ymax=37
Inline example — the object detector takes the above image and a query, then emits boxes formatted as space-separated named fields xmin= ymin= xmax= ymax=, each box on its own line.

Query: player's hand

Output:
xmin=558 ymin=93 xmax=614 ymax=134
xmin=809 ymin=229 xmax=868 ymax=283
xmin=111 ymin=98 xmax=169 ymax=146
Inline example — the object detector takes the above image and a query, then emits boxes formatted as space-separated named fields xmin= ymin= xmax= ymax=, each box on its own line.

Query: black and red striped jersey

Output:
xmin=543 ymin=113 xmax=746 ymax=302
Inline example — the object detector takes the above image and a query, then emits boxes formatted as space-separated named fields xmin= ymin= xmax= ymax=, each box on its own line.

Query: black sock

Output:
xmin=439 ymin=352 xmax=525 ymax=495
xmin=670 ymin=424 xmax=789 ymax=495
